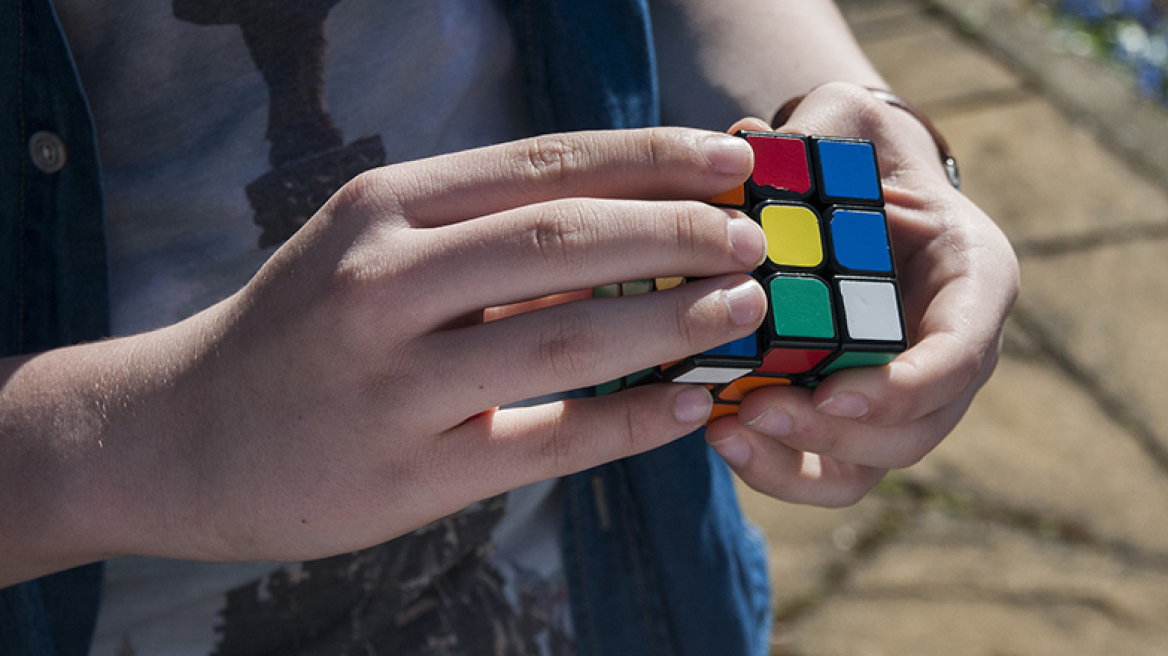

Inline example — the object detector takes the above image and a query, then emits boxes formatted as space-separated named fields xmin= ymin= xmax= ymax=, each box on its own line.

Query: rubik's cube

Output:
xmin=596 ymin=131 xmax=907 ymax=422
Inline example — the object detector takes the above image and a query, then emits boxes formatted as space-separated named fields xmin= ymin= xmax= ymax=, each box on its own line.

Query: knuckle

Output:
xmin=817 ymin=427 xmax=844 ymax=457
xmin=979 ymin=343 xmax=1004 ymax=385
xmin=779 ymin=424 xmax=842 ymax=460
xmin=670 ymin=293 xmax=697 ymax=348
xmin=869 ymin=375 xmax=918 ymax=426
xmin=529 ymin=200 xmax=595 ymax=274
xmin=670 ymin=203 xmax=704 ymax=259
xmin=954 ymin=343 xmax=988 ymax=394
xmin=539 ymin=412 xmax=576 ymax=469
xmin=937 ymin=224 xmax=976 ymax=258
xmin=810 ymin=82 xmax=889 ymax=138
xmin=821 ymin=81 xmax=882 ymax=113
xmin=932 ymin=332 xmax=987 ymax=401
xmin=552 ymin=393 xmax=657 ymax=470
xmin=333 ymin=167 xmax=381 ymax=206
xmin=332 ymin=167 xmax=406 ymax=221
xmin=617 ymin=395 xmax=653 ymax=452
xmin=521 ymin=134 xmax=585 ymax=186
xmin=641 ymin=128 xmax=667 ymax=174
xmin=537 ymin=310 xmax=600 ymax=382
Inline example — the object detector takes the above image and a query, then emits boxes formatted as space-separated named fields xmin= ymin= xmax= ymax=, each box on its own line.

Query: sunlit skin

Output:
xmin=0 ymin=0 xmax=1018 ymax=588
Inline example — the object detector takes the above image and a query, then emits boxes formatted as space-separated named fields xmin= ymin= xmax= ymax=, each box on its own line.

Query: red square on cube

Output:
xmin=745 ymin=133 xmax=813 ymax=198
xmin=758 ymin=348 xmax=832 ymax=376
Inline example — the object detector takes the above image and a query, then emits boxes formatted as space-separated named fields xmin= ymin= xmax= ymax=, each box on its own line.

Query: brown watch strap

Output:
xmin=772 ymin=87 xmax=962 ymax=190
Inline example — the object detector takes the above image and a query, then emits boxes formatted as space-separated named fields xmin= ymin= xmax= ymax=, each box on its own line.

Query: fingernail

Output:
xmin=703 ymin=133 xmax=753 ymax=175
xmin=816 ymin=393 xmax=870 ymax=419
xmin=728 ymin=216 xmax=766 ymax=267
xmin=708 ymin=434 xmax=753 ymax=468
xmin=742 ymin=405 xmax=793 ymax=437
xmin=724 ymin=280 xmax=765 ymax=326
xmin=674 ymin=386 xmax=713 ymax=424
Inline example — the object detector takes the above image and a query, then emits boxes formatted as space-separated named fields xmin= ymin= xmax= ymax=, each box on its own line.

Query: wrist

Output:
xmin=0 ymin=325 xmax=218 ymax=583
xmin=0 ymin=339 xmax=159 ymax=583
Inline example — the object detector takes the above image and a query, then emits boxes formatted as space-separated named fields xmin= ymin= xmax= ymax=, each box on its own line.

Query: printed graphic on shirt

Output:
xmin=173 ymin=0 xmax=386 ymax=247
xmin=56 ymin=0 xmax=568 ymax=653
xmin=208 ymin=496 xmax=573 ymax=656
xmin=95 ymin=487 xmax=573 ymax=656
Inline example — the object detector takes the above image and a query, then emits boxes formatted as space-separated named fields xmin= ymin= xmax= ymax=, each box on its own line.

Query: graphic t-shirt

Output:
xmin=53 ymin=1 xmax=574 ymax=653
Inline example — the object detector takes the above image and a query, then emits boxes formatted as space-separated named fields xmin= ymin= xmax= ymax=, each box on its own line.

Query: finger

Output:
xmin=704 ymin=415 xmax=887 ymax=508
xmin=352 ymin=128 xmax=755 ymax=229
xmin=419 ymin=274 xmax=766 ymax=416
xmin=403 ymin=199 xmax=766 ymax=324
xmin=434 ymin=384 xmax=714 ymax=496
xmin=715 ymin=376 xmax=981 ymax=471
xmin=727 ymin=116 xmax=772 ymax=133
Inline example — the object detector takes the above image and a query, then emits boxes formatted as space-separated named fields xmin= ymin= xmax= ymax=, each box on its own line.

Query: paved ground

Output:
xmin=740 ymin=1 xmax=1168 ymax=653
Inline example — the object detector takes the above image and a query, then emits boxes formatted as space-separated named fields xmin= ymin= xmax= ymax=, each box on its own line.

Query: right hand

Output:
xmin=705 ymin=86 xmax=1019 ymax=508
xmin=130 ymin=128 xmax=768 ymax=564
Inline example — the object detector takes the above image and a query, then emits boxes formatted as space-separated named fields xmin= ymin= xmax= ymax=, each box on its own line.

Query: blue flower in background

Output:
xmin=1060 ymin=0 xmax=1107 ymax=23
xmin=1136 ymin=59 xmax=1165 ymax=96
xmin=1121 ymin=0 xmax=1163 ymax=27
xmin=1045 ymin=0 xmax=1168 ymax=104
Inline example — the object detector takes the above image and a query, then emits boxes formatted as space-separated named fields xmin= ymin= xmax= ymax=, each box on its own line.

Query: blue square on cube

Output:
xmin=830 ymin=209 xmax=893 ymax=274
xmin=704 ymin=333 xmax=759 ymax=358
xmin=817 ymin=139 xmax=881 ymax=202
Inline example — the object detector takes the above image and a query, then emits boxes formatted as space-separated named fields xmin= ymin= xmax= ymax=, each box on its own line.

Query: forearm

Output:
xmin=653 ymin=0 xmax=886 ymax=128
xmin=0 ymin=319 xmax=211 ymax=587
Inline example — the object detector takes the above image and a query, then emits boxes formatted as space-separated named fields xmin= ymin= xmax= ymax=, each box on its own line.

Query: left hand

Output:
xmin=704 ymin=82 xmax=1020 ymax=507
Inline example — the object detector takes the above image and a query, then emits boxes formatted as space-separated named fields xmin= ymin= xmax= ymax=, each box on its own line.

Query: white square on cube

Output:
xmin=839 ymin=280 xmax=903 ymax=341
xmin=672 ymin=367 xmax=753 ymax=385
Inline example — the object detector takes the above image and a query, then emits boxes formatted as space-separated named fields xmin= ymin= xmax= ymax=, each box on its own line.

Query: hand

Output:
xmin=704 ymin=82 xmax=1020 ymax=507
xmin=134 ymin=128 xmax=771 ymax=564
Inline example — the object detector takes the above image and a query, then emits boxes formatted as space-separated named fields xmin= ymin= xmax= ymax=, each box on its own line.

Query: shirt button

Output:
xmin=29 ymin=130 xmax=68 ymax=174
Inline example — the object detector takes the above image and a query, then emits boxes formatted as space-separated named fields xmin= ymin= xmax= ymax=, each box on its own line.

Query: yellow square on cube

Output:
xmin=759 ymin=203 xmax=824 ymax=270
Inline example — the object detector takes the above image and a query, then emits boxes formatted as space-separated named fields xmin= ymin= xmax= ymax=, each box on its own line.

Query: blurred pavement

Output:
xmin=740 ymin=0 xmax=1168 ymax=653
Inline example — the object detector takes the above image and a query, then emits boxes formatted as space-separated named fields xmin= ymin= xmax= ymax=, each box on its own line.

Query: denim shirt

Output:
xmin=1 ymin=1 xmax=109 ymax=655
xmin=0 ymin=1 xmax=771 ymax=654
